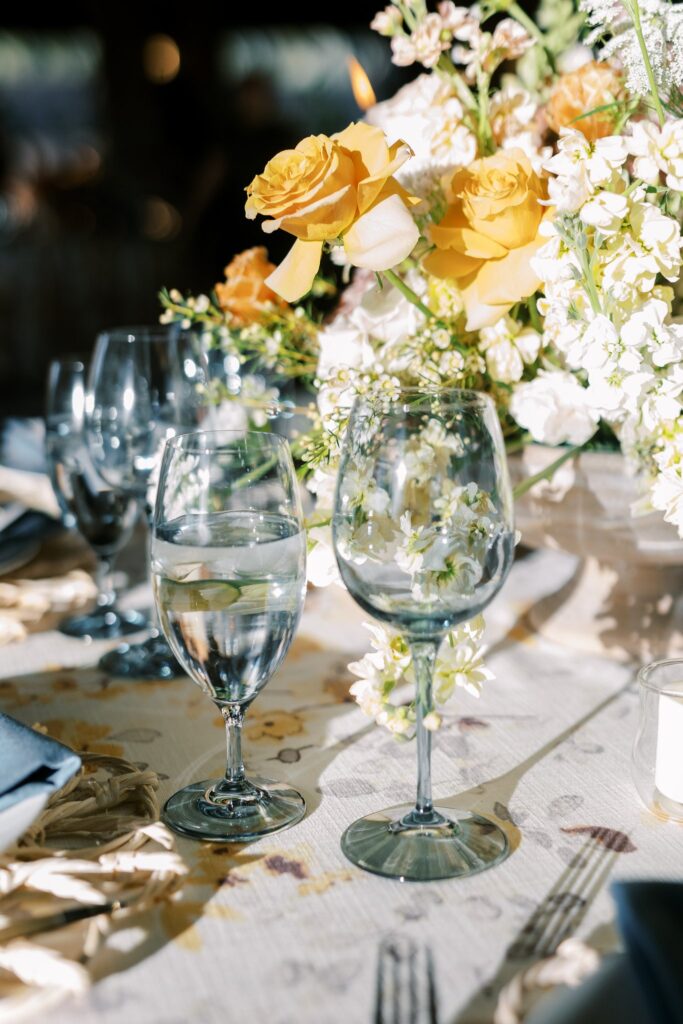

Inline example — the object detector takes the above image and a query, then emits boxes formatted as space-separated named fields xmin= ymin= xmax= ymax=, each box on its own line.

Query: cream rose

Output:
xmin=423 ymin=149 xmax=547 ymax=329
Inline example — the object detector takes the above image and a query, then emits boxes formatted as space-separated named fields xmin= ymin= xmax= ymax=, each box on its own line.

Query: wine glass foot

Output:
xmin=98 ymin=633 xmax=185 ymax=679
xmin=162 ymin=777 xmax=306 ymax=842
xmin=341 ymin=803 xmax=509 ymax=881
xmin=59 ymin=608 xmax=148 ymax=640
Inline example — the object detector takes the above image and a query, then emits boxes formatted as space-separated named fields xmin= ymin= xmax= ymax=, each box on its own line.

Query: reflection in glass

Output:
xmin=152 ymin=430 xmax=307 ymax=841
xmin=333 ymin=388 xmax=515 ymax=881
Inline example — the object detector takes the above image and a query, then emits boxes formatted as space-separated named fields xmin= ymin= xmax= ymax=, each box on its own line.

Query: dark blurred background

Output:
xmin=0 ymin=1 xmax=419 ymax=414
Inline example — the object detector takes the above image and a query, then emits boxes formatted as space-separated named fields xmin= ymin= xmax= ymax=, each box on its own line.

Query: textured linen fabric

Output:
xmin=1 ymin=547 xmax=682 ymax=1024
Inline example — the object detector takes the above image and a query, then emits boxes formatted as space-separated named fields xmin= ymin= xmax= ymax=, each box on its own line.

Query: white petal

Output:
xmin=343 ymin=195 xmax=419 ymax=271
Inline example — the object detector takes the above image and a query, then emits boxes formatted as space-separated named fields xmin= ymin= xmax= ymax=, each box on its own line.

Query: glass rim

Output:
xmin=95 ymin=325 xmax=200 ymax=344
xmin=637 ymin=658 xmax=683 ymax=695
xmin=352 ymin=386 xmax=495 ymax=409
xmin=164 ymin=428 xmax=290 ymax=456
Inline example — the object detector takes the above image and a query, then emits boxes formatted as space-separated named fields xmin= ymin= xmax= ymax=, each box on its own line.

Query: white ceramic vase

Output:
xmin=512 ymin=446 xmax=683 ymax=663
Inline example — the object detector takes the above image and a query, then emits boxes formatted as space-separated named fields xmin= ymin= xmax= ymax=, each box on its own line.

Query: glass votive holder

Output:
xmin=633 ymin=658 xmax=683 ymax=822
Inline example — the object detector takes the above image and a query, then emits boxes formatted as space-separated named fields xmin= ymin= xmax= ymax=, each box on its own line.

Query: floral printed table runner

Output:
xmin=1 ymin=547 xmax=680 ymax=1024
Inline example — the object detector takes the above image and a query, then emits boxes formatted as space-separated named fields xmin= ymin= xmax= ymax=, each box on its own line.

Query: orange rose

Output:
xmin=424 ymin=149 xmax=547 ymax=330
xmin=215 ymin=247 xmax=286 ymax=324
xmin=546 ymin=61 xmax=625 ymax=142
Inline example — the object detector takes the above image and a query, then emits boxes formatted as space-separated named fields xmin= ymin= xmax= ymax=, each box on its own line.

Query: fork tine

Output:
xmin=506 ymin=837 xmax=596 ymax=959
xmin=536 ymin=843 xmax=614 ymax=956
xmin=374 ymin=937 xmax=438 ymax=1024
xmin=375 ymin=939 xmax=387 ymax=1024
xmin=543 ymin=847 xmax=617 ymax=954
xmin=426 ymin=946 xmax=439 ymax=1024
xmin=506 ymin=834 xmax=620 ymax=960
xmin=408 ymin=942 xmax=419 ymax=1024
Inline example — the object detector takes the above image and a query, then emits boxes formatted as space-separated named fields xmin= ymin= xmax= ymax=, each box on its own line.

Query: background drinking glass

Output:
xmin=45 ymin=357 xmax=145 ymax=639
xmin=152 ymin=429 xmax=307 ymax=841
xmin=333 ymin=388 xmax=515 ymax=881
xmin=87 ymin=326 xmax=212 ymax=678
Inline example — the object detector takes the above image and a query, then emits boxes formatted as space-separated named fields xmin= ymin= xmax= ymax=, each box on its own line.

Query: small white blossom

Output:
xmin=510 ymin=371 xmax=599 ymax=445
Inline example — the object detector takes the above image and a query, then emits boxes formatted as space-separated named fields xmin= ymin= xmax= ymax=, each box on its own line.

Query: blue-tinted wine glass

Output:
xmin=87 ymin=326 xmax=211 ymax=678
xmin=333 ymin=388 xmax=515 ymax=881
xmin=46 ymin=357 xmax=145 ymax=638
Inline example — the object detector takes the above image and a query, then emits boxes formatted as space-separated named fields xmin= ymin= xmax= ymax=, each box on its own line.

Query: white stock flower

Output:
xmin=371 ymin=5 xmax=403 ymax=35
xmin=579 ymin=191 xmax=628 ymax=235
xmin=366 ymin=74 xmax=477 ymax=178
xmin=306 ymin=525 xmax=340 ymax=587
xmin=557 ymin=43 xmax=593 ymax=73
xmin=510 ymin=370 xmax=599 ymax=445
xmin=437 ymin=2 xmax=472 ymax=33
xmin=390 ymin=13 xmax=450 ymax=68
xmin=307 ymin=466 xmax=338 ymax=509
xmin=585 ymin=363 xmax=655 ymax=420
xmin=489 ymin=82 xmax=550 ymax=171
xmin=434 ymin=617 xmax=493 ymax=702
xmin=478 ymin=316 xmax=541 ymax=383
xmin=317 ymin=318 xmax=375 ymax=381
xmin=544 ymin=131 xmax=627 ymax=211
xmin=650 ymin=462 xmax=683 ymax=536
xmin=581 ymin=314 xmax=642 ymax=373
xmin=621 ymin=300 xmax=683 ymax=368
xmin=349 ymin=275 xmax=425 ymax=347
xmin=629 ymin=119 xmax=683 ymax=190
xmin=490 ymin=18 xmax=533 ymax=61
xmin=600 ymin=195 xmax=682 ymax=302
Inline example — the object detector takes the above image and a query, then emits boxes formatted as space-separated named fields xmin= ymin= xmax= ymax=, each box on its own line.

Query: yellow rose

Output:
xmin=424 ymin=149 xmax=547 ymax=330
xmin=245 ymin=122 xmax=419 ymax=302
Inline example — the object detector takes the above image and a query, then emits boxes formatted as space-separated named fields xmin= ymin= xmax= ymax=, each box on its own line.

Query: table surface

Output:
xmin=2 ymin=547 xmax=681 ymax=1024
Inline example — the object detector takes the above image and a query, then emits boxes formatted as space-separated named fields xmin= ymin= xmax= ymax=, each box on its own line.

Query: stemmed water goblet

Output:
xmin=45 ymin=357 xmax=145 ymax=638
xmin=151 ymin=429 xmax=307 ymax=840
xmin=87 ymin=325 xmax=211 ymax=678
xmin=333 ymin=387 xmax=515 ymax=881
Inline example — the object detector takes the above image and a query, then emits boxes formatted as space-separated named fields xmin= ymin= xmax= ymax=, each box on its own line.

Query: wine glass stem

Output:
xmin=411 ymin=640 xmax=439 ymax=819
xmin=222 ymin=705 xmax=246 ymax=785
xmin=144 ymin=513 xmax=163 ymax=635
xmin=94 ymin=556 xmax=116 ymax=610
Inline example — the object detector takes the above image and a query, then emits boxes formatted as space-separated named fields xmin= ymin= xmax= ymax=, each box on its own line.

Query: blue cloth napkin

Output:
xmin=0 ymin=417 xmax=47 ymax=474
xmin=0 ymin=712 xmax=81 ymax=813
xmin=613 ymin=881 xmax=683 ymax=1024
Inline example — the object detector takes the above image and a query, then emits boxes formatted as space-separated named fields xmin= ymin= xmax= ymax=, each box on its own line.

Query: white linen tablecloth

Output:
xmin=1 ymin=548 xmax=680 ymax=1024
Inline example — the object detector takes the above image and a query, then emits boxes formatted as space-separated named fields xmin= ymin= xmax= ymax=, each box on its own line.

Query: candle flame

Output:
xmin=347 ymin=56 xmax=376 ymax=112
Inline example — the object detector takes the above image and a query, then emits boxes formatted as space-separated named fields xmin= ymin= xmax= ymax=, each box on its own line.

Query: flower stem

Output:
xmin=381 ymin=269 xmax=435 ymax=322
xmin=381 ymin=269 xmax=466 ymax=355
xmin=627 ymin=0 xmax=665 ymax=127
xmin=476 ymin=69 xmax=495 ymax=155
xmin=436 ymin=54 xmax=478 ymax=113
xmin=508 ymin=1 xmax=556 ymax=72
xmin=512 ymin=442 xmax=588 ymax=500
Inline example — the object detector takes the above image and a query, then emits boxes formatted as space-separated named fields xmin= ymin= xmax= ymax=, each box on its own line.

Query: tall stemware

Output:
xmin=46 ymin=357 xmax=145 ymax=638
xmin=333 ymin=388 xmax=515 ymax=881
xmin=151 ymin=430 xmax=307 ymax=841
xmin=87 ymin=326 xmax=211 ymax=678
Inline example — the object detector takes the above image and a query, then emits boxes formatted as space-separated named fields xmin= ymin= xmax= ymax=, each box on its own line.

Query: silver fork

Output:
xmin=375 ymin=936 xmax=439 ymax=1024
xmin=506 ymin=837 xmax=617 ymax=961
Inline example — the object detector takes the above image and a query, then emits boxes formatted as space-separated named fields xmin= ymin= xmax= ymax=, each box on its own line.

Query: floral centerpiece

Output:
xmin=161 ymin=0 xmax=683 ymax=734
